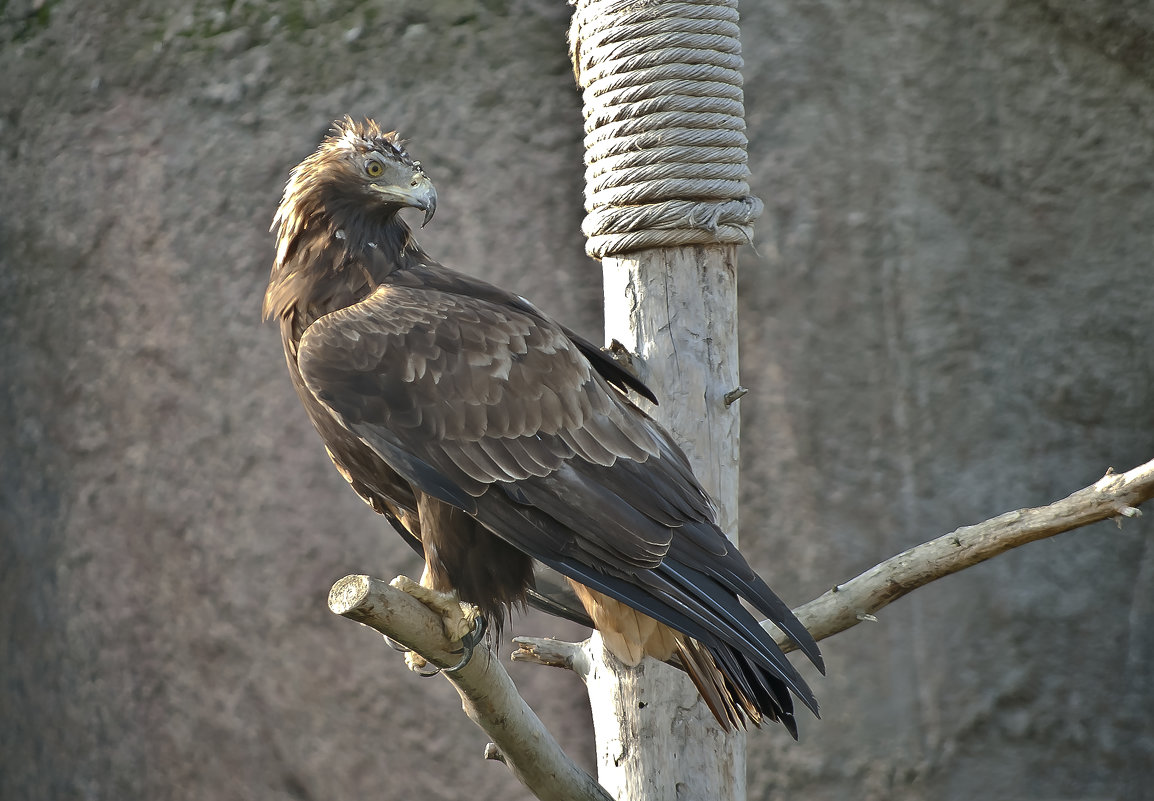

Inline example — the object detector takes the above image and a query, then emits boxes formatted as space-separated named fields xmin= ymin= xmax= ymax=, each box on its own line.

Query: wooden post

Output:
xmin=568 ymin=0 xmax=758 ymax=793
xmin=592 ymin=243 xmax=745 ymax=800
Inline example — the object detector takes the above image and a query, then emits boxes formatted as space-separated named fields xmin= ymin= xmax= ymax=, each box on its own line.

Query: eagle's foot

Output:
xmin=395 ymin=614 xmax=487 ymax=675
xmin=390 ymin=574 xmax=484 ymax=648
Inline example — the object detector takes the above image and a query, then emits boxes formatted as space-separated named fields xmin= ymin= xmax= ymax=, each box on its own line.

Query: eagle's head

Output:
xmin=266 ymin=118 xmax=438 ymax=322
xmin=273 ymin=118 xmax=437 ymax=260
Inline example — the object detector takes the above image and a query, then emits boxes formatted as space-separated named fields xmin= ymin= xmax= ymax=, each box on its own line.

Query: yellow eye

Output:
xmin=365 ymin=160 xmax=384 ymax=177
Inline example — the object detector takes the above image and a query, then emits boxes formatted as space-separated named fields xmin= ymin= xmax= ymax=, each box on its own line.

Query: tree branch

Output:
xmin=328 ymin=458 xmax=1152 ymax=801
xmin=327 ymin=575 xmax=614 ymax=801
xmin=769 ymin=459 xmax=1154 ymax=652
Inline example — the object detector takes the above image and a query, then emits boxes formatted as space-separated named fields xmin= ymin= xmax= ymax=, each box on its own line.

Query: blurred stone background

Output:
xmin=2 ymin=1 xmax=1152 ymax=799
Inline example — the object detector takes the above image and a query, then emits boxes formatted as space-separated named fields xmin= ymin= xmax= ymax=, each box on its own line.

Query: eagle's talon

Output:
xmin=404 ymin=650 xmax=441 ymax=677
xmin=443 ymin=613 xmax=488 ymax=673
xmin=383 ymin=635 xmax=410 ymax=653
xmin=389 ymin=634 xmax=441 ymax=676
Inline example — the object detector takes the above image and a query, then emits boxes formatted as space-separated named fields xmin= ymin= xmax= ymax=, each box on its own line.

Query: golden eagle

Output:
xmin=264 ymin=118 xmax=823 ymax=734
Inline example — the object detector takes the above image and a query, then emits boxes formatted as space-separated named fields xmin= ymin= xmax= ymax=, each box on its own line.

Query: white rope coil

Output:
xmin=570 ymin=0 xmax=761 ymax=258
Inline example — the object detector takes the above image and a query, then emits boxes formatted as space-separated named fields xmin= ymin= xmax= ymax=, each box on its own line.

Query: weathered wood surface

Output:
xmin=594 ymin=244 xmax=747 ymax=801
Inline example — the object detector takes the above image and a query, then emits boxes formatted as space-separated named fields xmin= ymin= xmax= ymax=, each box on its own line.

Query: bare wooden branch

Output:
xmin=768 ymin=459 xmax=1154 ymax=652
xmin=328 ymin=575 xmax=615 ymax=801
xmin=512 ymin=636 xmax=592 ymax=674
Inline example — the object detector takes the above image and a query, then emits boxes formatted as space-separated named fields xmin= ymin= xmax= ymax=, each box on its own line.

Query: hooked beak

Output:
xmin=411 ymin=171 xmax=437 ymax=227
xmin=370 ymin=170 xmax=437 ymax=227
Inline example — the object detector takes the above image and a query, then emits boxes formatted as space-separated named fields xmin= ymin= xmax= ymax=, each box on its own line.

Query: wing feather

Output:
xmin=491 ymin=436 xmax=557 ymax=477
xmin=476 ymin=437 xmax=535 ymax=481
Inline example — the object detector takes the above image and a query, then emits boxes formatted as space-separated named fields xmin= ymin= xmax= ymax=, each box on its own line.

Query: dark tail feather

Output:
xmin=670 ymin=635 xmax=812 ymax=738
xmin=675 ymin=638 xmax=744 ymax=731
